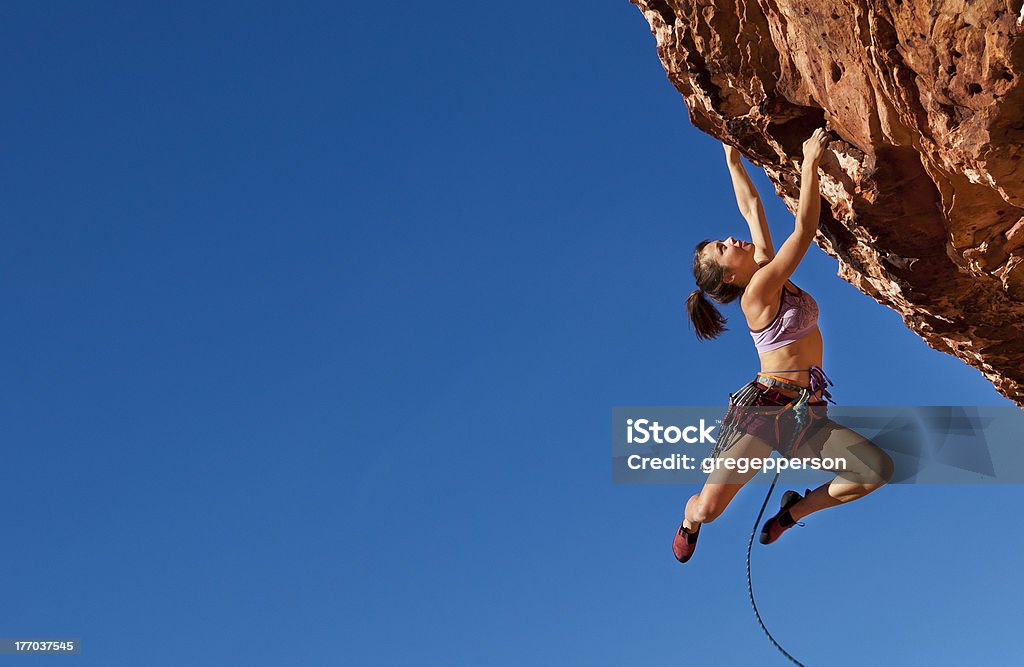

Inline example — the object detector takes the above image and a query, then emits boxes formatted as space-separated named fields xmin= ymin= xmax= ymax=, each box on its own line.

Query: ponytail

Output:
xmin=686 ymin=239 xmax=743 ymax=341
xmin=686 ymin=289 xmax=728 ymax=340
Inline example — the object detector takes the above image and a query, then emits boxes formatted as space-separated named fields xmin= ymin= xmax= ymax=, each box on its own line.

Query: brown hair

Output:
xmin=686 ymin=239 xmax=743 ymax=340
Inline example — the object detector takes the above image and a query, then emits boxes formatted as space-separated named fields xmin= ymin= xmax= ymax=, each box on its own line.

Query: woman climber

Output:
xmin=674 ymin=128 xmax=894 ymax=563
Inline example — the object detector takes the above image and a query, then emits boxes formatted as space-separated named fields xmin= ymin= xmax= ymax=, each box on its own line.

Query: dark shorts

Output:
xmin=719 ymin=379 xmax=829 ymax=456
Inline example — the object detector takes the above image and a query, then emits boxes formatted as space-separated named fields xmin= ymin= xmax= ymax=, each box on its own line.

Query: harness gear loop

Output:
xmin=756 ymin=365 xmax=835 ymax=404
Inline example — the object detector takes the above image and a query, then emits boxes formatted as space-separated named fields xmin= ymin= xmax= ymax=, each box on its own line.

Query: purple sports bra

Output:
xmin=749 ymin=283 xmax=819 ymax=354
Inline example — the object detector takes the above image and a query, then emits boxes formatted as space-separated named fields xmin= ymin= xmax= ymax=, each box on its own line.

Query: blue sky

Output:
xmin=1 ymin=2 xmax=1019 ymax=665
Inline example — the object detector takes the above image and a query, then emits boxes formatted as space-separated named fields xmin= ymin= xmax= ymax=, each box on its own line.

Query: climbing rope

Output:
xmin=714 ymin=369 xmax=833 ymax=666
xmin=746 ymin=471 xmax=805 ymax=666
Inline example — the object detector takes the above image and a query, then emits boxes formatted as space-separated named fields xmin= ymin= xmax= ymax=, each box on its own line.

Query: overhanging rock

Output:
xmin=632 ymin=0 xmax=1024 ymax=404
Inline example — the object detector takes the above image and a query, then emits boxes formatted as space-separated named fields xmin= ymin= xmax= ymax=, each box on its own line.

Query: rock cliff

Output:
xmin=632 ymin=0 xmax=1024 ymax=404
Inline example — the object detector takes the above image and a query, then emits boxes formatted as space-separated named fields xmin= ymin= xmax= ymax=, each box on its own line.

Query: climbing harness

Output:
xmin=712 ymin=366 xmax=835 ymax=667
xmin=711 ymin=366 xmax=833 ymax=459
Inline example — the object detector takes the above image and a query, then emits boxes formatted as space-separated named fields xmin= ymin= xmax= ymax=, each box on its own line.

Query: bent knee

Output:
xmin=853 ymin=461 xmax=893 ymax=494
xmin=867 ymin=449 xmax=895 ymax=486
xmin=849 ymin=445 xmax=894 ymax=487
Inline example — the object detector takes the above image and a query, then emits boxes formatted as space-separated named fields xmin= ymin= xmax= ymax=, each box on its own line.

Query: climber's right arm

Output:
xmin=747 ymin=129 xmax=830 ymax=296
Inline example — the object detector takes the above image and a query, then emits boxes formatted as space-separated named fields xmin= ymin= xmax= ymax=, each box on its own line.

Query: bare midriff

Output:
xmin=756 ymin=327 xmax=824 ymax=397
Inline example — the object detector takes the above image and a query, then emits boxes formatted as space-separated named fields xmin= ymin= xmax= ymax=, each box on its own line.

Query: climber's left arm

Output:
xmin=724 ymin=143 xmax=775 ymax=263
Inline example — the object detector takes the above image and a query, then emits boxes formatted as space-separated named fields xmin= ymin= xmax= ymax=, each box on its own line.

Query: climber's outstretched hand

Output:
xmin=802 ymin=127 xmax=830 ymax=168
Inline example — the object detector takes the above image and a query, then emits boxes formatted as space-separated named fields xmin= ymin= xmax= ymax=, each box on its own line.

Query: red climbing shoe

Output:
xmin=672 ymin=520 xmax=700 ymax=563
xmin=759 ymin=489 xmax=807 ymax=545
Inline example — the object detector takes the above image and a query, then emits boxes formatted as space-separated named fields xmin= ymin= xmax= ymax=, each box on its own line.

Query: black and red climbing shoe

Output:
xmin=759 ymin=489 xmax=808 ymax=545
xmin=672 ymin=521 xmax=701 ymax=563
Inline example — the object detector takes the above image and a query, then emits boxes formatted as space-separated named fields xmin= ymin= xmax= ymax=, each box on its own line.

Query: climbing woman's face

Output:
xmin=705 ymin=237 xmax=754 ymax=282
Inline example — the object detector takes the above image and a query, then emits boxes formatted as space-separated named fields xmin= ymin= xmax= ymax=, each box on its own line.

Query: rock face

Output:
xmin=632 ymin=0 xmax=1024 ymax=404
